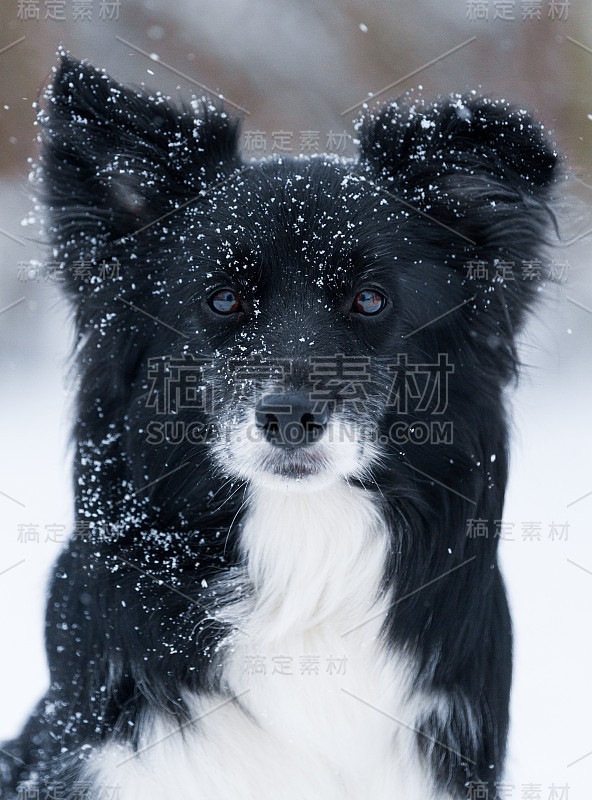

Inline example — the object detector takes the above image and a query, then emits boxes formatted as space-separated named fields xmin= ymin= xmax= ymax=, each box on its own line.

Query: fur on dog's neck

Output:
xmin=237 ymin=480 xmax=391 ymax=640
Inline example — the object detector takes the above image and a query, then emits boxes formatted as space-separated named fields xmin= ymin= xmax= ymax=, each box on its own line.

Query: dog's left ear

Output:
xmin=38 ymin=53 xmax=242 ymax=266
xmin=357 ymin=94 xmax=558 ymax=249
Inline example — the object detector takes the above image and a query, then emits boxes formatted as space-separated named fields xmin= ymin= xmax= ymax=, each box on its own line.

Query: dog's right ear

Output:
xmin=38 ymin=53 xmax=242 ymax=278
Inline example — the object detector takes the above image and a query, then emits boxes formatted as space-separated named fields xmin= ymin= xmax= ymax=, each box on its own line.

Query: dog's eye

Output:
xmin=351 ymin=289 xmax=387 ymax=316
xmin=208 ymin=289 xmax=242 ymax=315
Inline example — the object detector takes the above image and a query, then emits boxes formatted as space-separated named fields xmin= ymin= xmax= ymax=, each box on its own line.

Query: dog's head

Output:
xmin=39 ymin=55 xmax=557 ymax=518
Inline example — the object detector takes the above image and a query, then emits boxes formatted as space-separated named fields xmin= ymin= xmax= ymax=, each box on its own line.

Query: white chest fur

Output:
xmin=85 ymin=482 xmax=443 ymax=799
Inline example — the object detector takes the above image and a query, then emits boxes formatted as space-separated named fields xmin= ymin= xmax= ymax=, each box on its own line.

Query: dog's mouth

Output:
xmin=260 ymin=448 xmax=327 ymax=479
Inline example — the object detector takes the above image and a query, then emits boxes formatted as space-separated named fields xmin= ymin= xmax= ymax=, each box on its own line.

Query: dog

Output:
xmin=0 ymin=53 xmax=557 ymax=800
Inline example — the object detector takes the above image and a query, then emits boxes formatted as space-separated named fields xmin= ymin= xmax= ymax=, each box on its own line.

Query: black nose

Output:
xmin=255 ymin=392 xmax=329 ymax=448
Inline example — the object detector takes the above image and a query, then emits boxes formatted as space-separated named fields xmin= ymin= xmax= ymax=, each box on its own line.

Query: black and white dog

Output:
xmin=0 ymin=55 xmax=557 ymax=799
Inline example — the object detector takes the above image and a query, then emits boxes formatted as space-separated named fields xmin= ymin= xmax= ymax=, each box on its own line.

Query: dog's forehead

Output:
xmin=223 ymin=158 xmax=379 ymax=222
xmin=182 ymin=157 xmax=399 ymax=283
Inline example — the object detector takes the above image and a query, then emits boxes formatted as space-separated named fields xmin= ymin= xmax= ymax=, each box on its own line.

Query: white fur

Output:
xmin=84 ymin=480 xmax=453 ymax=799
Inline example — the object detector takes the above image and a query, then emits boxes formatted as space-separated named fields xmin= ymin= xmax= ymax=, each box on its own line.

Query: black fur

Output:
xmin=0 ymin=55 xmax=557 ymax=799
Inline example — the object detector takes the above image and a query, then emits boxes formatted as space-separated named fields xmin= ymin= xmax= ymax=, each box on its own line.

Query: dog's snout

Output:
xmin=255 ymin=392 xmax=328 ymax=448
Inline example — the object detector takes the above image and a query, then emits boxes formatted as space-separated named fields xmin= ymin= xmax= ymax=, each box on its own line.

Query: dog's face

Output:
xmin=135 ymin=160 xmax=409 ymax=492
xmin=39 ymin=55 xmax=557 ymax=516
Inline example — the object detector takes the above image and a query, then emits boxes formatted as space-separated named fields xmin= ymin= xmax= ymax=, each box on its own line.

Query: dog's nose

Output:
xmin=255 ymin=392 xmax=329 ymax=448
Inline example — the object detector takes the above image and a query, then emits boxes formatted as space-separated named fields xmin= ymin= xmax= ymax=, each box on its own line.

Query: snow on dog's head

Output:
xmin=38 ymin=53 xmax=557 ymax=517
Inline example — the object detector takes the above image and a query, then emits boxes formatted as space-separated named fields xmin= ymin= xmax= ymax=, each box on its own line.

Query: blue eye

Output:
xmin=208 ymin=289 xmax=242 ymax=315
xmin=351 ymin=289 xmax=387 ymax=316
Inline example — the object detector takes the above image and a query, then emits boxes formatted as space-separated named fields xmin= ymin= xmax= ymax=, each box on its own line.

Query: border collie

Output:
xmin=0 ymin=54 xmax=557 ymax=800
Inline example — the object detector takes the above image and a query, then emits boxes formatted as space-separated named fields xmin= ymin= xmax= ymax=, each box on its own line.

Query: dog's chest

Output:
xmin=86 ymin=485 xmax=433 ymax=799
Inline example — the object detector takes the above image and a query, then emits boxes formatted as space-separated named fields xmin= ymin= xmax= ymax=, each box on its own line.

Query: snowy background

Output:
xmin=0 ymin=1 xmax=591 ymax=797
